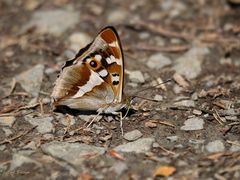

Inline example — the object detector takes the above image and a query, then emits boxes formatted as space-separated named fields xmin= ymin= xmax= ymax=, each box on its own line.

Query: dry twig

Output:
xmin=134 ymin=20 xmax=192 ymax=40
xmin=133 ymin=43 xmax=190 ymax=53
xmin=0 ymin=126 xmax=37 ymax=145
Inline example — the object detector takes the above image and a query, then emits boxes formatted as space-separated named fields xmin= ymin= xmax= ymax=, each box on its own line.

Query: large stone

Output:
xmin=41 ymin=141 xmax=106 ymax=166
xmin=22 ymin=9 xmax=79 ymax=36
xmin=24 ymin=115 xmax=54 ymax=134
xmin=10 ymin=153 xmax=41 ymax=171
xmin=172 ymin=47 xmax=209 ymax=79
xmin=114 ymin=138 xmax=155 ymax=153
xmin=16 ymin=64 xmax=44 ymax=97
xmin=147 ymin=53 xmax=172 ymax=69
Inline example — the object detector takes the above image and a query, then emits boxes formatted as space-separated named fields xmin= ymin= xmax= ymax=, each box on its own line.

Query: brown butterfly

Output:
xmin=51 ymin=27 xmax=128 ymax=115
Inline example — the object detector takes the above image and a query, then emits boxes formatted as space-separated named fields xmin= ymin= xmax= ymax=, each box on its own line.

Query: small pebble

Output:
xmin=154 ymin=95 xmax=163 ymax=101
xmin=166 ymin=136 xmax=178 ymax=142
xmin=205 ymin=140 xmax=225 ymax=153
xmin=230 ymin=141 xmax=240 ymax=152
xmin=114 ymin=138 xmax=155 ymax=153
xmin=0 ymin=116 xmax=16 ymax=127
xmin=174 ymin=100 xmax=195 ymax=107
xmin=15 ymin=64 xmax=44 ymax=97
xmin=181 ymin=117 xmax=204 ymax=131
xmin=123 ymin=130 xmax=143 ymax=141
xmin=126 ymin=70 xmax=145 ymax=83
xmin=145 ymin=121 xmax=157 ymax=128
xmin=192 ymin=109 xmax=202 ymax=115
xmin=147 ymin=53 xmax=172 ymax=69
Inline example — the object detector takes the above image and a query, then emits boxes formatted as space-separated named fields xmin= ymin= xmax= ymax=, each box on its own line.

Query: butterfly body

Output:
xmin=51 ymin=27 xmax=126 ymax=115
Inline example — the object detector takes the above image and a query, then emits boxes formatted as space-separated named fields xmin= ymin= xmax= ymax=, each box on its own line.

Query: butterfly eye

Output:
xmin=90 ymin=60 xmax=98 ymax=68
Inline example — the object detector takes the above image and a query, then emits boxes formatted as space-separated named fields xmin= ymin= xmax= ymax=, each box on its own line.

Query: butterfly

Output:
xmin=51 ymin=26 xmax=128 ymax=116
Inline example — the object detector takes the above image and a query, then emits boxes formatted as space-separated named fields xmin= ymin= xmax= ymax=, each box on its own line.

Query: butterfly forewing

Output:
xmin=51 ymin=27 xmax=124 ymax=112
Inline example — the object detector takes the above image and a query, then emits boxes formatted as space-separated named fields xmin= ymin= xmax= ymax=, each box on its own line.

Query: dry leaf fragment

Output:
xmin=145 ymin=120 xmax=157 ymax=128
xmin=78 ymin=172 xmax=93 ymax=180
xmin=154 ymin=166 xmax=176 ymax=177
xmin=173 ymin=73 xmax=190 ymax=88
xmin=206 ymin=152 xmax=226 ymax=160
xmin=213 ymin=100 xmax=232 ymax=110
xmin=109 ymin=149 xmax=126 ymax=161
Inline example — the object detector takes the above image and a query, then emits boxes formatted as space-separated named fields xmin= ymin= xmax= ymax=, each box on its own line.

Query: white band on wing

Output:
xmin=72 ymin=70 xmax=104 ymax=98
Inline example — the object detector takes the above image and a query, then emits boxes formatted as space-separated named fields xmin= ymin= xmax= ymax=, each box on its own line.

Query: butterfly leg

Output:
xmin=120 ymin=112 xmax=124 ymax=136
xmin=86 ymin=110 xmax=102 ymax=128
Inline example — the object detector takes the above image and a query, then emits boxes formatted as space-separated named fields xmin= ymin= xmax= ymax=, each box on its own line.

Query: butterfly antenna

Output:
xmin=130 ymin=78 xmax=172 ymax=101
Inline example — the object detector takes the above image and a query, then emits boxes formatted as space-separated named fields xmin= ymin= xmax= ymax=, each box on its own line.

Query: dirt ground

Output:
xmin=0 ymin=0 xmax=240 ymax=179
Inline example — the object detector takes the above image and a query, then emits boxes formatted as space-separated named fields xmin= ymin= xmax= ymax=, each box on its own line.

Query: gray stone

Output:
xmin=23 ymin=141 xmax=37 ymax=150
xmin=222 ymin=109 xmax=239 ymax=116
xmin=0 ymin=116 xmax=16 ymax=127
xmin=166 ymin=136 xmax=178 ymax=142
xmin=45 ymin=68 xmax=56 ymax=75
xmin=127 ymin=70 xmax=145 ymax=83
xmin=123 ymin=130 xmax=143 ymax=141
xmin=0 ymin=145 xmax=6 ymax=151
xmin=153 ymin=94 xmax=163 ymax=101
xmin=181 ymin=117 xmax=204 ymax=131
xmin=22 ymin=9 xmax=79 ymax=36
xmin=192 ymin=109 xmax=202 ymax=115
xmin=147 ymin=53 xmax=172 ymax=69
xmin=189 ymin=139 xmax=205 ymax=144
xmin=114 ymin=138 xmax=155 ymax=153
xmin=173 ymin=100 xmax=195 ymax=107
xmin=2 ymin=127 xmax=13 ymax=136
xmin=41 ymin=97 xmax=51 ymax=104
xmin=78 ymin=115 xmax=102 ymax=123
xmin=10 ymin=153 xmax=41 ymax=171
xmin=43 ymin=133 xmax=54 ymax=140
xmin=24 ymin=115 xmax=54 ymax=134
xmin=230 ymin=141 xmax=240 ymax=152
xmin=16 ymin=64 xmax=44 ymax=97
xmin=110 ymin=162 xmax=128 ymax=176
xmin=205 ymin=140 xmax=225 ymax=153
xmin=152 ymin=142 xmax=160 ymax=148
xmin=172 ymin=47 xmax=209 ymax=79
xmin=161 ymin=0 xmax=187 ymax=18
xmin=107 ymin=9 xmax=128 ymax=23
xmin=59 ymin=116 xmax=76 ymax=126
xmin=173 ymin=84 xmax=183 ymax=94
xmin=68 ymin=32 xmax=92 ymax=52
xmin=41 ymin=141 xmax=106 ymax=166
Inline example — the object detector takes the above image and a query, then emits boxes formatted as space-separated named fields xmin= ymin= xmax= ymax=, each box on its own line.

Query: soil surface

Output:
xmin=0 ymin=0 xmax=240 ymax=179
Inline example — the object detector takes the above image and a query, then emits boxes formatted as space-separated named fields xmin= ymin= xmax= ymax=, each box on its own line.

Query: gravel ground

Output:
xmin=0 ymin=0 xmax=240 ymax=179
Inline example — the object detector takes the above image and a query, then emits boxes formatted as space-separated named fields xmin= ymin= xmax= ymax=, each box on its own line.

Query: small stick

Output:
xmin=135 ymin=20 xmax=192 ymax=40
xmin=39 ymin=99 xmax=44 ymax=115
xmin=8 ymin=78 xmax=16 ymax=96
xmin=17 ymin=103 xmax=40 ymax=111
xmin=134 ymin=43 xmax=190 ymax=53
xmin=158 ymin=121 xmax=175 ymax=127
xmin=158 ymin=145 xmax=176 ymax=155
xmin=213 ymin=110 xmax=224 ymax=125
xmin=10 ymin=92 xmax=30 ymax=97
xmin=226 ymin=140 xmax=240 ymax=147
xmin=0 ymin=126 xmax=37 ymax=145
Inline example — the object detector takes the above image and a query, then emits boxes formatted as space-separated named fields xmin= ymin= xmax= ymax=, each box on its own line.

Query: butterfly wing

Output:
xmin=51 ymin=27 xmax=124 ymax=111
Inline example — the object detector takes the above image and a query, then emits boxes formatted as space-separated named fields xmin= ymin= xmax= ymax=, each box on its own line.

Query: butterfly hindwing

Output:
xmin=51 ymin=27 xmax=124 ymax=112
